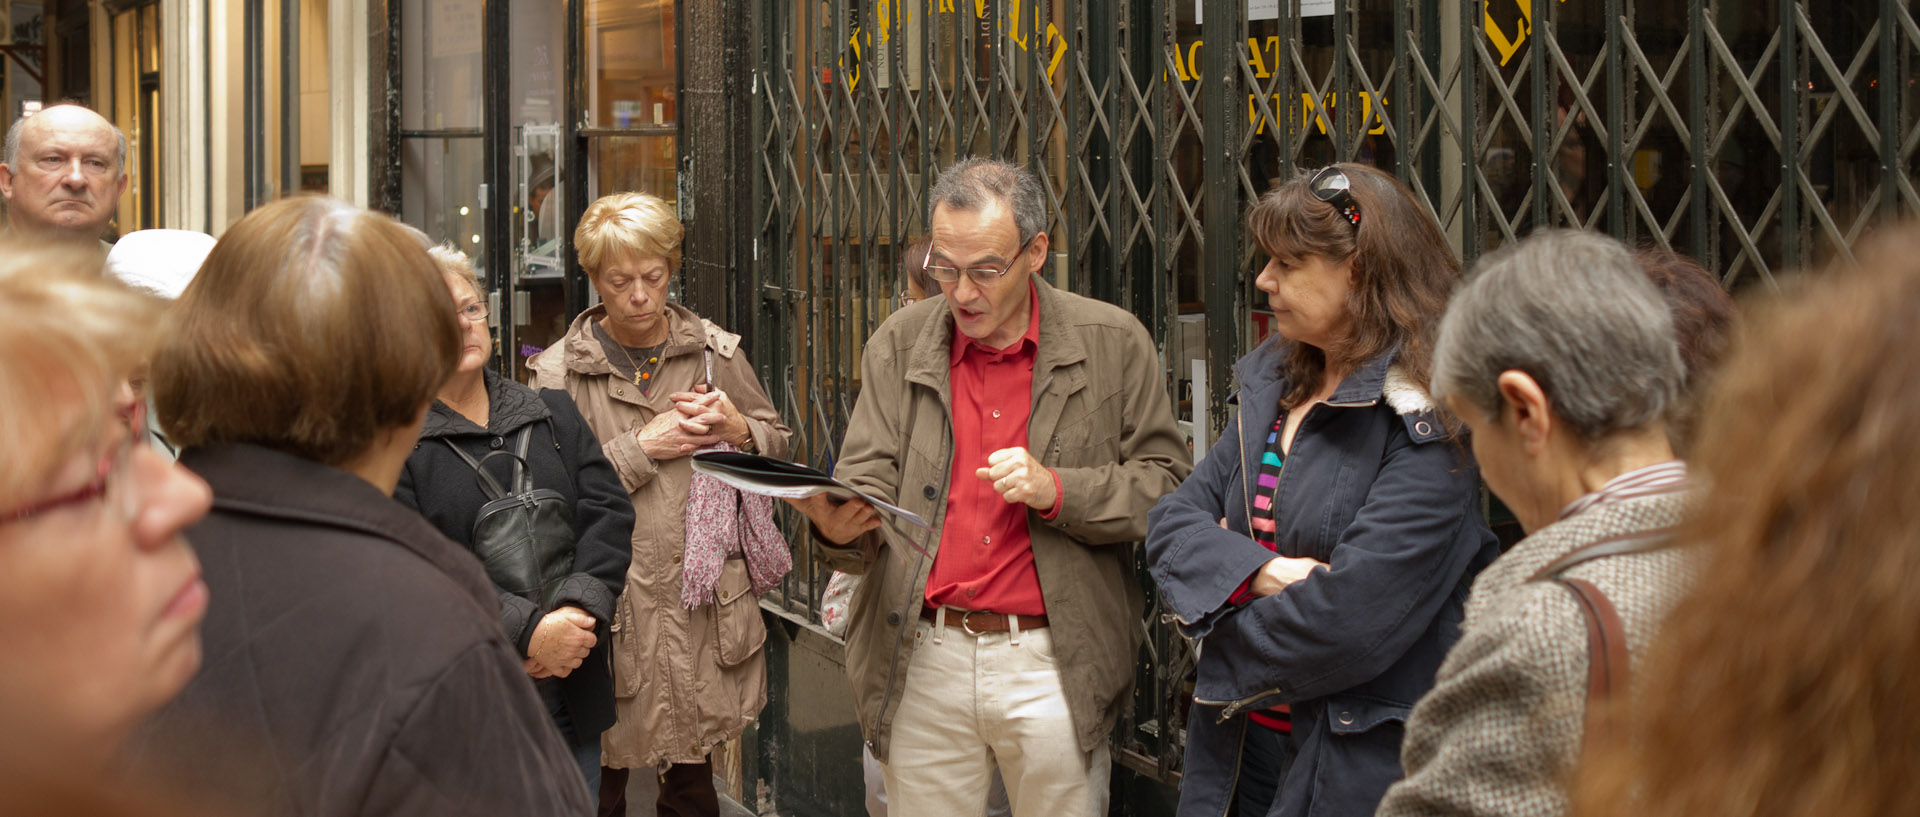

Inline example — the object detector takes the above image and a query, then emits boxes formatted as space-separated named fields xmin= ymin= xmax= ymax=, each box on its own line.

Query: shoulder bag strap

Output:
xmin=1529 ymin=527 xmax=1674 ymax=758
xmin=511 ymin=425 xmax=537 ymax=494
xmin=441 ymin=439 xmax=511 ymax=501
xmin=1552 ymin=576 xmax=1631 ymax=753
xmin=1527 ymin=528 xmax=1677 ymax=582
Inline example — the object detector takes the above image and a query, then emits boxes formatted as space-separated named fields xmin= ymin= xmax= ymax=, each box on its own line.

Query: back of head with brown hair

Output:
xmin=1634 ymin=247 xmax=1738 ymax=453
xmin=149 ymin=196 xmax=460 ymax=467
xmin=899 ymin=236 xmax=935 ymax=296
xmin=1246 ymin=163 xmax=1460 ymax=408
xmin=1572 ymin=221 xmax=1920 ymax=817
xmin=0 ymin=242 xmax=160 ymax=507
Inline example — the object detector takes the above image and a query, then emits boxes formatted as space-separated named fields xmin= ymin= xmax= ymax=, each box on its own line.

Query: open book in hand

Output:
xmin=690 ymin=451 xmax=933 ymax=534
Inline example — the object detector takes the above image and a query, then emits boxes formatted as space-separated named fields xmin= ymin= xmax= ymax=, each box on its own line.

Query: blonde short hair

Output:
xmin=150 ymin=196 xmax=460 ymax=467
xmin=0 ymin=242 xmax=162 ymax=508
xmin=574 ymin=192 xmax=682 ymax=279
xmin=427 ymin=243 xmax=482 ymax=298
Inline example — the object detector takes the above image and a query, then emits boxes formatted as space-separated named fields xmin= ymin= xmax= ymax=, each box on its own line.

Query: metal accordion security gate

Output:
xmin=739 ymin=0 xmax=1917 ymax=811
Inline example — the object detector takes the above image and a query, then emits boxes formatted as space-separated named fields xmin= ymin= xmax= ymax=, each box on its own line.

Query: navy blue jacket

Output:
xmin=1146 ymin=340 xmax=1498 ymax=817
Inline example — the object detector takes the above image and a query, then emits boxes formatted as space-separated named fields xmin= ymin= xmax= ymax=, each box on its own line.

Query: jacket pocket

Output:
xmin=1313 ymin=695 xmax=1413 ymax=815
xmin=610 ymin=596 xmax=641 ymax=698
xmin=713 ymin=559 xmax=767 ymax=668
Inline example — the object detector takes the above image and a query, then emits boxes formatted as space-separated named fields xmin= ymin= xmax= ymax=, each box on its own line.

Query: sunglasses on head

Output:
xmin=1309 ymin=166 xmax=1361 ymax=230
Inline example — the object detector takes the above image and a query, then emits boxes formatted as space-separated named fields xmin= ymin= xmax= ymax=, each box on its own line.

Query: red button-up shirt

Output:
xmin=924 ymin=284 xmax=1058 ymax=616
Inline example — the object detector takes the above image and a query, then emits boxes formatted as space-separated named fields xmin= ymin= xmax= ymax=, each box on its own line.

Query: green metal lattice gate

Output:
xmin=737 ymin=1 xmax=1919 ymax=812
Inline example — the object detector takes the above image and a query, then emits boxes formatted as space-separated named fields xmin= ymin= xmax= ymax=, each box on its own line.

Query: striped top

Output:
xmin=1558 ymin=460 xmax=1690 ymax=521
xmin=1246 ymin=411 xmax=1292 ymax=733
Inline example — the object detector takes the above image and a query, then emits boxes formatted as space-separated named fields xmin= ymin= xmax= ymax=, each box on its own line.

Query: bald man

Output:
xmin=0 ymin=105 xmax=128 ymax=250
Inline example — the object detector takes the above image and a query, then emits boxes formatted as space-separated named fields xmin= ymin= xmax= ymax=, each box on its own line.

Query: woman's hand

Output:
xmin=1249 ymin=556 xmax=1328 ymax=598
xmin=526 ymin=606 xmax=597 ymax=678
xmin=670 ymin=386 xmax=752 ymax=448
xmin=635 ymin=409 xmax=721 ymax=460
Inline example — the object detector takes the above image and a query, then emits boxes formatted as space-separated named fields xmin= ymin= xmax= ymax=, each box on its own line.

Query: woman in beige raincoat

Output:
xmin=531 ymin=192 xmax=793 ymax=817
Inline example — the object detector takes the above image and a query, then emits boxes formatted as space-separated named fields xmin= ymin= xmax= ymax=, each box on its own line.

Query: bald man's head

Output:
xmin=1 ymin=105 xmax=129 ymax=242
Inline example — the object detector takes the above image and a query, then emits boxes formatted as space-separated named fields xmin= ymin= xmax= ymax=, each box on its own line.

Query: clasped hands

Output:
xmin=787 ymin=446 xmax=1056 ymax=545
xmin=524 ymin=606 xmax=596 ymax=679
xmin=1220 ymin=518 xmax=1327 ymax=598
xmin=636 ymin=384 xmax=750 ymax=460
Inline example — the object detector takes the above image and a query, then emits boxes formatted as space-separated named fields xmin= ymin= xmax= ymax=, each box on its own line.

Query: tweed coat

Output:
xmin=1377 ymin=488 xmax=1698 ymax=817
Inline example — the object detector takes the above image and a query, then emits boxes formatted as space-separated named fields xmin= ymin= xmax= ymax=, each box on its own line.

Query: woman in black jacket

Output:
xmin=136 ymin=196 xmax=592 ymax=817
xmin=396 ymin=246 xmax=635 ymax=803
xmin=1144 ymin=165 xmax=1499 ymax=817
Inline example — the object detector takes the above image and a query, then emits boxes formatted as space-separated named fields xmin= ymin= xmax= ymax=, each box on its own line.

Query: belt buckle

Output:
xmin=960 ymin=609 xmax=989 ymax=636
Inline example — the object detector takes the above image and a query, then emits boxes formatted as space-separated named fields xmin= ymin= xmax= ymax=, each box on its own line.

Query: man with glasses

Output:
xmin=791 ymin=157 xmax=1192 ymax=817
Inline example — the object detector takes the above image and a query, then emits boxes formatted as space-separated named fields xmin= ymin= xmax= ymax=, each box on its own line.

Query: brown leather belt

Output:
xmin=920 ymin=605 xmax=1049 ymax=634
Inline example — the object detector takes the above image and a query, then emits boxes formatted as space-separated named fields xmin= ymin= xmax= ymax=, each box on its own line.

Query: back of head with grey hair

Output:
xmin=1432 ymin=229 xmax=1684 ymax=442
xmin=3 ymin=103 xmax=129 ymax=173
xmin=927 ymin=157 xmax=1047 ymax=244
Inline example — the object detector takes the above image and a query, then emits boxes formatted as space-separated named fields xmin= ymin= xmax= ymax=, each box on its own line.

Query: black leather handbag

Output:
xmin=443 ymin=422 xmax=576 ymax=609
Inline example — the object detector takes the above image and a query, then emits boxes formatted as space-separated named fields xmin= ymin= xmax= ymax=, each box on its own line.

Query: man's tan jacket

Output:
xmin=813 ymin=277 xmax=1193 ymax=761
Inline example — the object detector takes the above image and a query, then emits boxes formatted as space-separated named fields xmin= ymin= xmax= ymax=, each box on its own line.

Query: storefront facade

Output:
xmin=741 ymin=1 xmax=1918 ymax=813
xmin=5 ymin=1 xmax=1913 ymax=812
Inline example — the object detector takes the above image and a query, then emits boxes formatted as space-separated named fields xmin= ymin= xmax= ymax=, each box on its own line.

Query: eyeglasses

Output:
xmin=457 ymin=301 xmax=491 ymax=323
xmin=3 ymin=402 xmax=141 ymax=526
xmin=898 ymin=292 xmax=919 ymax=308
xmin=1309 ymin=166 xmax=1362 ymax=230
xmin=923 ymin=234 xmax=1035 ymax=285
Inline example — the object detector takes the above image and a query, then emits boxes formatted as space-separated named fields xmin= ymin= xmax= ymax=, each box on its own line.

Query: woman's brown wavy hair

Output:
xmin=1246 ymin=163 xmax=1459 ymax=408
xmin=1571 ymin=221 xmax=1920 ymax=817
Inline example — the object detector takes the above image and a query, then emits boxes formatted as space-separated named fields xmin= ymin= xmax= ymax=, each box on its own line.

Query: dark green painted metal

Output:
xmin=1605 ymin=0 xmax=1624 ymax=236
xmin=1200 ymin=0 xmax=1238 ymax=438
xmin=1881 ymin=0 xmax=1899 ymax=222
xmin=1532 ymin=0 xmax=1550 ymax=231
xmin=1781 ymin=0 xmax=1800 ymax=269
xmin=1394 ymin=0 xmax=1411 ymax=182
xmin=1460 ymin=0 xmax=1478 ymax=262
xmin=1688 ymin=0 xmax=1708 ymax=264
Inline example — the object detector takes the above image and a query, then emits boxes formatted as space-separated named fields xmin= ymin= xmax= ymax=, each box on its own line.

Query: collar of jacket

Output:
xmin=553 ymin=301 xmax=740 ymax=378
xmin=179 ymin=442 xmax=498 ymax=610
xmin=900 ymin=277 xmax=1089 ymax=396
xmin=419 ymin=368 xmax=552 ymax=439
xmin=1229 ymin=337 xmax=1428 ymax=412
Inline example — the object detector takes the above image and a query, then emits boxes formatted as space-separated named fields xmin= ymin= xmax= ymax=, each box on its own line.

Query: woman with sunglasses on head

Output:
xmin=393 ymin=246 xmax=635 ymax=806
xmin=1145 ymin=164 xmax=1499 ymax=817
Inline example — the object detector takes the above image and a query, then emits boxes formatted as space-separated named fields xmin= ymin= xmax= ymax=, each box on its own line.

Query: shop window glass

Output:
xmin=401 ymin=0 xmax=484 ymax=130
xmin=402 ymin=137 xmax=488 ymax=266
xmin=585 ymin=0 xmax=675 ymax=127
xmin=589 ymin=135 xmax=677 ymax=203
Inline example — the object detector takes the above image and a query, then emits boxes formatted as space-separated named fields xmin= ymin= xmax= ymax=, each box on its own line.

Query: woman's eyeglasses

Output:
xmin=2 ymin=402 xmax=142 ymax=526
xmin=457 ymin=302 xmax=491 ymax=323
xmin=1310 ymin=166 xmax=1362 ymax=230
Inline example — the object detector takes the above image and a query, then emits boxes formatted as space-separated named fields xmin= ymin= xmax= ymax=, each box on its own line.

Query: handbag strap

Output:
xmin=441 ymin=428 xmax=538 ymax=502
xmin=1529 ymin=528 xmax=1675 ymax=757
xmin=511 ymin=424 xmax=535 ymax=494
xmin=1552 ymin=576 xmax=1630 ymax=752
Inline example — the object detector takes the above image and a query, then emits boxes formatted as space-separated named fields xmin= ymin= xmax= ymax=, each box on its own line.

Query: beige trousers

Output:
xmin=879 ymin=610 xmax=1110 ymax=817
